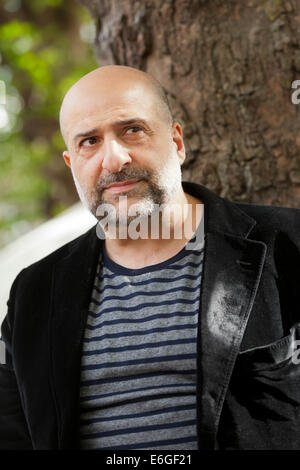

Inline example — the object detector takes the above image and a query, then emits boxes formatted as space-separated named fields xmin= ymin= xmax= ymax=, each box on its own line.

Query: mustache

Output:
xmin=95 ymin=168 xmax=152 ymax=191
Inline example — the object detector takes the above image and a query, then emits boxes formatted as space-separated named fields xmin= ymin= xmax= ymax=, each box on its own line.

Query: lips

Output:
xmin=105 ymin=179 xmax=141 ymax=192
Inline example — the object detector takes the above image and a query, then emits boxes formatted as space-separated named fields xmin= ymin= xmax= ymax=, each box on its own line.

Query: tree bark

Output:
xmin=80 ymin=0 xmax=300 ymax=207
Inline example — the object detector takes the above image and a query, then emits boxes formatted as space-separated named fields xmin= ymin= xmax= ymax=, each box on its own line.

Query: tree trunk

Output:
xmin=80 ymin=0 xmax=300 ymax=207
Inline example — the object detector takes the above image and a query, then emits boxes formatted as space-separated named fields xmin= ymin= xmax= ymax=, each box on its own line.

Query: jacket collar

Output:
xmin=182 ymin=180 xmax=256 ymax=237
xmin=50 ymin=181 xmax=267 ymax=449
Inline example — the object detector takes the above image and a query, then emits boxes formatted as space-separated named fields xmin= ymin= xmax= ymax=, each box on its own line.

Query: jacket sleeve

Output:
xmin=0 ymin=272 xmax=33 ymax=450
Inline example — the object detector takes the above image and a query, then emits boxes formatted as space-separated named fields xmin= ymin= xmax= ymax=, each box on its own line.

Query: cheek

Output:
xmin=152 ymin=142 xmax=174 ymax=167
xmin=73 ymin=158 xmax=101 ymax=186
xmin=137 ymin=143 xmax=166 ymax=166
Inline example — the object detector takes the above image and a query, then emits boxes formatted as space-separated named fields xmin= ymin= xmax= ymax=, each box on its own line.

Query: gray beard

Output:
xmin=89 ymin=168 xmax=166 ymax=225
xmin=71 ymin=148 xmax=182 ymax=227
xmin=91 ymin=178 xmax=165 ymax=226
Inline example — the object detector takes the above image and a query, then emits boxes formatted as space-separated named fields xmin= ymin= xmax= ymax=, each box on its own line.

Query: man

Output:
xmin=0 ymin=65 xmax=300 ymax=450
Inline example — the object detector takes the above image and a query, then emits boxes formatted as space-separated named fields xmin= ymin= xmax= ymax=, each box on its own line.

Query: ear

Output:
xmin=62 ymin=150 xmax=71 ymax=168
xmin=171 ymin=122 xmax=186 ymax=165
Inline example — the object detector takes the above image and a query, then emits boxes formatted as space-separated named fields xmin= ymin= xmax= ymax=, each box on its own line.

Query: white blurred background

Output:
xmin=0 ymin=203 xmax=96 ymax=326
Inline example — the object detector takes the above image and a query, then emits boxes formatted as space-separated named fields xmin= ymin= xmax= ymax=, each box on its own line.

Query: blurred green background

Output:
xmin=0 ymin=0 xmax=98 ymax=248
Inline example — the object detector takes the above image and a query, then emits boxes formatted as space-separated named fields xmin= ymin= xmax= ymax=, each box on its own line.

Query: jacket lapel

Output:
xmin=50 ymin=225 xmax=102 ymax=449
xmin=197 ymin=231 xmax=266 ymax=449
xmin=182 ymin=182 xmax=267 ymax=449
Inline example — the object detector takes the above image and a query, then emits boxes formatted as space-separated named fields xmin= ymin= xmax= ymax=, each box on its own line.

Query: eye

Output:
xmin=125 ymin=126 xmax=143 ymax=135
xmin=80 ymin=136 xmax=98 ymax=147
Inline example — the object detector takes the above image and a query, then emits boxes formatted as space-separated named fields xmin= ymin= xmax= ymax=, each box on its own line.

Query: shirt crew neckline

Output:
xmin=102 ymin=229 xmax=204 ymax=276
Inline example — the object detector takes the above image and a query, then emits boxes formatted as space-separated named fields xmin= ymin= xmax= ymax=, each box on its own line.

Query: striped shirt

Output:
xmin=79 ymin=235 xmax=205 ymax=450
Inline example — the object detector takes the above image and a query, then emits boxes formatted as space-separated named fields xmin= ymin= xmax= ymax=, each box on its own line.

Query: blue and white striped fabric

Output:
xmin=79 ymin=237 xmax=205 ymax=450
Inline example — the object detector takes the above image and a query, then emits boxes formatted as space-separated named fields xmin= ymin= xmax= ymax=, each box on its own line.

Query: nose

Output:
xmin=101 ymin=137 xmax=132 ymax=172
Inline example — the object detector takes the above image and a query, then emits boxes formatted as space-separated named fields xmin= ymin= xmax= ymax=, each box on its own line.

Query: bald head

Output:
xmin=59 ymin=65 xmax=172 ymax=146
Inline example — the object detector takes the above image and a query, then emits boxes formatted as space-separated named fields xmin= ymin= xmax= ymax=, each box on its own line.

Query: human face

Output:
xmin=62 ymin=82 xmax=185 ymax=225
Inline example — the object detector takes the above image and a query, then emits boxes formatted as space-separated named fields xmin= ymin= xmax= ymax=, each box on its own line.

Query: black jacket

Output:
xmin=1 ymin=181 xmax=300 ymax=450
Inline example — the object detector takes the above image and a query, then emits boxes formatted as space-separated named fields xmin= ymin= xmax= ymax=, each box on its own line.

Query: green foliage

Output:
xmin=0 ymin=0 xmax=98 ymax=247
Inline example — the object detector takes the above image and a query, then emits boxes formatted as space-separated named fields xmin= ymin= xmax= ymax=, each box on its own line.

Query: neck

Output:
xmin=103 ymin=186 xmax=203 ymax=267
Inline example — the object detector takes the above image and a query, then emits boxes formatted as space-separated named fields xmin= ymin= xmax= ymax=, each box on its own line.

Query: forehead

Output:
xmin=62 ymin=82 xmax=159 ymax=142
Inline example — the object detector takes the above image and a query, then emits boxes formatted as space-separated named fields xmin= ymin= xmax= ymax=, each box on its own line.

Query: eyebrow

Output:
xmin=73 ymin=118 xmax=149 ymax=143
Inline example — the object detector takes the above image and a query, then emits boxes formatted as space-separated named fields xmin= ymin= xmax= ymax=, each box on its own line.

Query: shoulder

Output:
xmin=9 ymin=224 xmax=98 ymax=294
xmin=232 ymin=201 xmax=300 ymax=259
xmin=234 ymin=200 xmax=300 ymax=231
